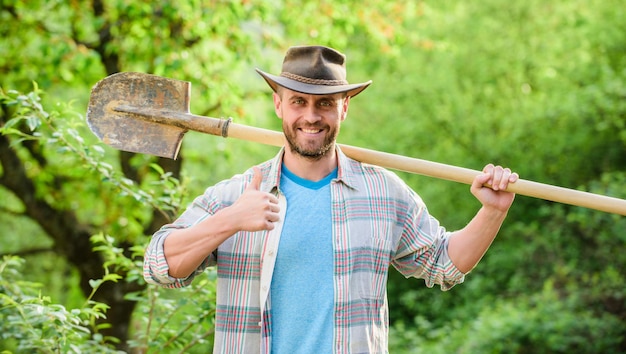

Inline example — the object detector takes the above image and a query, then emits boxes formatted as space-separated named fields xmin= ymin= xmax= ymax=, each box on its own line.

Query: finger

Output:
xmin=473 ymin=171 xmax=491 ymax=188
xmin=477 ymin=164 xmax=495 ymax=188
xmin=267 ymin=211 xmax=280 ymax=222
xmin=498 ymin=167 xmax=512 ymax=190
xmin=264 ymin=221 xmax=276 ymax=230
xmin=269 ymin=202 xmax=280 ymax=213
xmin=267 ymin=193 xmax=279 ymax=205
xmin=491 ymin=166 xmax=504 ymax=190
xmin=247 ymin=167 xmax=263 ymax=191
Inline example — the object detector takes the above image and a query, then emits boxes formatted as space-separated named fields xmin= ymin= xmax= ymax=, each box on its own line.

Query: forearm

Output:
xmin=164 ymin=208 xmax=240 ymax=278
xmin=447 ymin=206 xmax=508 ymax=273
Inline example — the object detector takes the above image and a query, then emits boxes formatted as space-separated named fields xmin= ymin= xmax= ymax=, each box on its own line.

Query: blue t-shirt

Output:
xmin=270 ymin=165 xmax=337 ymax=354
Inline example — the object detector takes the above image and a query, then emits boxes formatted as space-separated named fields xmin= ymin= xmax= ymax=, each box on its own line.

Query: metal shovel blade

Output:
xmin=86 ymin=72 xmax=190 ymax=159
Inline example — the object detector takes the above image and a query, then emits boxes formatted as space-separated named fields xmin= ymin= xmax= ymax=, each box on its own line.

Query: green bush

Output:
xmin=389 ymin=280 xmax=625 ymax=354
xmin=0 ymin=240 xmax=218 ymax=354
xmin=0 ymin=255 xmax=122 ymax=353
xmin=91 ymin=234 xmax=219 ymax=354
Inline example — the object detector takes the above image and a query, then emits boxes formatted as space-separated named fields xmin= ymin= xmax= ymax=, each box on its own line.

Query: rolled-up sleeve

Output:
xmin=392 ymin=202 xmax=465 ymax=291
xmin=143 ymin=225 xmax=215 ymax=288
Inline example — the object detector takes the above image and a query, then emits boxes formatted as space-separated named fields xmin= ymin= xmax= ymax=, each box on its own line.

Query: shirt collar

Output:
xmin=335 ymin=145 xmax=359 ymax=190
xmin=264 ymin=145 xmax=360 ymax=192
xmin=264 ymin=148 xmax=284 ymax=193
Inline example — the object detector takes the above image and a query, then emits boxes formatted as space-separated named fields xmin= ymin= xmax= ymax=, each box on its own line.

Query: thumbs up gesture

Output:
xmin=229 ymin=167 xmax=281 ymax=231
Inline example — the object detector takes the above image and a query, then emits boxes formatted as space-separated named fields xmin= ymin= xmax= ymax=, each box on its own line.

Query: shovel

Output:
xmin=86 ymin=72 xmax=626 ymax=216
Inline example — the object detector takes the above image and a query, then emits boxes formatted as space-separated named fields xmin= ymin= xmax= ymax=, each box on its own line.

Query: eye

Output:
xmin=292 ymin=98 xmax=305 ymax=105
xmin=319 ymin=100 xmax=334 ymax=107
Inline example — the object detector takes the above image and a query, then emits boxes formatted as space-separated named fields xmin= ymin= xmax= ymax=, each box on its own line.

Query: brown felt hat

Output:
xmin=256 ymin=45 xmax=372 ymax=98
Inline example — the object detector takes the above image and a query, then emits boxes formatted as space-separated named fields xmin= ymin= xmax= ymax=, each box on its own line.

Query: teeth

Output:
xmin=302 ymin=129 xmax=321 ymax=133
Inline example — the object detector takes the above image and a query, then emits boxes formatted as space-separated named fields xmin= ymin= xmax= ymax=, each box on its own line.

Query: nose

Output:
xmin=303 ymin=105 xmax=322 ymax=124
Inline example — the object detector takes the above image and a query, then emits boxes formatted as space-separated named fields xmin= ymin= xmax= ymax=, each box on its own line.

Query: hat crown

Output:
xmin=255 ymin=45 xmax=371 ymax=97
xmin=280 ymin=46 xmax=348 ymax=85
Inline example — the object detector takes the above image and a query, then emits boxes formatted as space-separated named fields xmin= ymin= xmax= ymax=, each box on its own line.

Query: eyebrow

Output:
xmin=285 ymin=93 xmax=339 ymax=102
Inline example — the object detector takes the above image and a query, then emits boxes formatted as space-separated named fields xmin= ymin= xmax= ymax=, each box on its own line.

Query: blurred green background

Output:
xmin=1 ymin=0 xmax=625 ymax=352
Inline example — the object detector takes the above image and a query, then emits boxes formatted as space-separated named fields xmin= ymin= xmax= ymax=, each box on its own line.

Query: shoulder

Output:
xmin=337 ymin=146 xmax=403 ymax=181
xmin=339 ymin=151 xmax=406 ymax=185
xmin=342 ymin=155 xmax=421 ymax=200
xmin=204 ymin=158 xmax=277 ymax=199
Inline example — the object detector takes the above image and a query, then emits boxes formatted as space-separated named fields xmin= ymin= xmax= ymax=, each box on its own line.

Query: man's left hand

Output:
xmin=471 ymin=164 xmax=519 ymax=212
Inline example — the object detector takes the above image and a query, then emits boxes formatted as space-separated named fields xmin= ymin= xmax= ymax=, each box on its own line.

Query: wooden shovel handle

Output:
xmin=227 ymin=122 xmax=626 ymax=216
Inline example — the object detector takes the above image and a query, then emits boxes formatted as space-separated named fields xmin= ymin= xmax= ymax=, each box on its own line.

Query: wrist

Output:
xmin=479 ymin=205 xmax=508 ymax=219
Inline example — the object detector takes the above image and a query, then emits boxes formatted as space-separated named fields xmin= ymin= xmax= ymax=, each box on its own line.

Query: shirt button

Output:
xmin=268 ymin=250 xmax=275 ymax=256
xmin=262 ymin=285 xmax=268 ymax=291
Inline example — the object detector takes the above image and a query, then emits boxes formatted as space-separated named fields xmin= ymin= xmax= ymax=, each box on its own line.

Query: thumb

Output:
xmin=247 ymin=167 xmax=263 ymax=191
xmin=471 ymin=172 xmax=491 ymax=194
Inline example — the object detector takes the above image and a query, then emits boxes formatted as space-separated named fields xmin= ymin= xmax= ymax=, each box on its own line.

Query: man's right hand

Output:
xmin=163 ymin=167 xmax=280 ymax=278
xmin=228 ymin=167 xmax=281 ymax=231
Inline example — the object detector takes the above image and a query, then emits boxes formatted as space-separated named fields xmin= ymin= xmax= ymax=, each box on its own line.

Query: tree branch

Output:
xmin=0 ymin=247 xmax=54 ymax=258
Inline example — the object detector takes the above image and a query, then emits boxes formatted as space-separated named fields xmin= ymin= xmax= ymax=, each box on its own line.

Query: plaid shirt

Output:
xmin=144 ymin=146 xmax=465 ymax=353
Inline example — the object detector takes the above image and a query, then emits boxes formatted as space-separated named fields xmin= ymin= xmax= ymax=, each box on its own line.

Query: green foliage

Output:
xmin=0 ymin=81 xmax=214 ymax=351
xmin=350 ymin=1 xmax=626 ymax=352
xmin=128 ymin=275 xmax=218 ymax=353
xmin=91 ymin=233 xmax=218 ymax=353
xmin=0 ymin=255 xmax=122 ymax=353
xmin=390 ymin=280 xmax=626 ymax=354
xmin=1 ymin=0 xmax=626 ymax=352
xmin=0 ymin=86 xmax=186 ymax=238
xmin=0 ymin=242 xmax=218 ymax=353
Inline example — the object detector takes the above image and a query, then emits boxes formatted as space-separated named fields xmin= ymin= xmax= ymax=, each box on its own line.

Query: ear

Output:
xmin=341 ymin=96 xmax=350 ymax=121
xmin=273 ymin=92 xmax=283 ymax=119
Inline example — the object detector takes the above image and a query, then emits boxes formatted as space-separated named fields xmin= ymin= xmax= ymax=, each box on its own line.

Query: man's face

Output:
xmin=273 ymin=88 xmax=350 ymax=160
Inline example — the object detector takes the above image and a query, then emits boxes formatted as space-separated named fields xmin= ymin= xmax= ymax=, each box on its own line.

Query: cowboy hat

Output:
xmin=256 ymin=45 xmax=372 ymax=98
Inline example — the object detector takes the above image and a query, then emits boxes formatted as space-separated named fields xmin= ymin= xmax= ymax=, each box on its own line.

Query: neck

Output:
xmin=282 ymin=145 xmax=338 ymax=182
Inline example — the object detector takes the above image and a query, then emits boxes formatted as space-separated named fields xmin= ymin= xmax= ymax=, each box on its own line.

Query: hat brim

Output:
xmin=256 ymin=69 xmax=371 ymax=98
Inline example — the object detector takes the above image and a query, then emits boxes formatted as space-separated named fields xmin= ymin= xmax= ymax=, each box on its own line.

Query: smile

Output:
xmin=300 ymin=128 xmax=323 ymax=134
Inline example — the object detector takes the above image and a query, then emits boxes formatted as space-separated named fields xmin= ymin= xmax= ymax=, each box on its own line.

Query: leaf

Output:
xmin=91 ymin=145 xmax=105 ymax=155
xmin=1 ymin=117 xmax=23 ymax=131
xmin=26 ymin=116 xmax=41 ymax=131
xmin=150 ymin=163 xmax=165 ymax=175
xmin=88 ymin=279 xmax=103 ymax=289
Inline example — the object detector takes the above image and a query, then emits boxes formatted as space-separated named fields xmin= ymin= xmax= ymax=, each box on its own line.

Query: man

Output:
xmin=144 ymin=45 xmax=518 ymax=353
